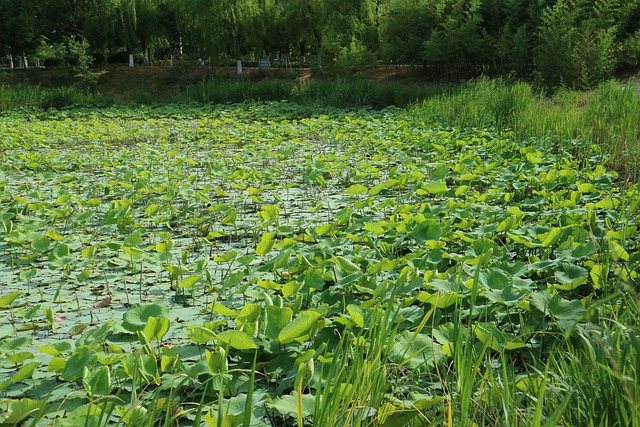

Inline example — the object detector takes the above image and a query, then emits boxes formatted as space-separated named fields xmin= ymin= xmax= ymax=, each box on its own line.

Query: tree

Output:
xmin=321 ymin=0 xmax=378 ymax=65
xmin=380 ymin=0 xmax=439 ymax=65
xmin=0 ymin=0 xmax=41 ymax=67
xmin=422 ymin=0 xmax=488 ymax=68
xmin=534 ymin=0 xmax=634 ymax=89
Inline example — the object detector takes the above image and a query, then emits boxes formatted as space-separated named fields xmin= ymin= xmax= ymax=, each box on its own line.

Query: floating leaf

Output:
xmin=93 ymin=297 xmax=111 ymax=308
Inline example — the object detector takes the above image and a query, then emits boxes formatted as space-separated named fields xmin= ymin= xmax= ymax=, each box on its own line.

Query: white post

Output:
xmin=236 ymin=59 xmax=243 ymax=75
xmin=129 ymin=54 xmax=135 ymax=67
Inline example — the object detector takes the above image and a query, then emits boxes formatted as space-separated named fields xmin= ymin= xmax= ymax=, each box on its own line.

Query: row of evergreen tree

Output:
xmin=1 ymin=0 xmax=639 ymax=89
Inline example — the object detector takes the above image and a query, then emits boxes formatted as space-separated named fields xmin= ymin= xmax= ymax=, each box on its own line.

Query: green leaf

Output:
xmin=256 ymin=232 xmax=277 ymax=256
xmin=124 ymin=231 xmax=143 ymax=247
xmin=390 ymin=331 xmax=444 ymax=368
xmin=530 ymin=292 xmax=586 ymax=329
xmin=209 ymin=302 xmax=239 ymax=317
xmin=178 ymin=274 xmax=202 ymax=289
xmin=214 ymin=249 xmax=238 ymax=263
xmin=345 ymin=183 xmax=368 ymax=195
xmin=554 ymin=263 xmax=588 ymax=290
xmin=411 ymin=220 xmax=442 ymax=245
xmin=184 ymin=325 xmax=218 ymax=344
xmin=82 ymin=365 xmax=111 ymax=397
xmin=11 ymin=361 xmax=41 ymax=383
xmin=278 ymin=310 xmax=322 ymax=344
xmin=61 ymin=346 xmax=98 ymax=381
xmin=31 ymin=238 xmax=51 ymax=252
xmin=303 ymin=268 xmax=325 ymax=291
xmin=2 ymin=398 xmax=45 ymax=424
xmin=257 ymin=279 xmax=281 ymax=290
xmin=540 ymin=227 xmax=564 ymax=248
xmin=0 ymin=291 xmax=23 ymax=308
xmin=18 ymin=268 xmax=38 ymax=282
xmin=484 ymin=286 xmax=529 ymax=306
xmin=363 ymin=221 xmax=386 ymax=235
xmin=50 ymin=243 xmax=70 ymax=259
xmin=474 ymin=322 xmax=526 ymax=351
xmin=479 ymin=268 xmax=512 ymax=290
xmin=0 ymin=336 xmax=32 ymax=351
xmin=142 ymin=316 xmax=171 ymax=341
xmin=39 ymin=341 xmax=72 ymax=356
xmin=264 ymin=306 xmax=293 ymax=340
xmin=332 ymin=256 xmax=360 ymax=273
xmin=420 ymin=180 xmax=449 ymax=195
xmin=236 ymin=303 xmax=262 ymax=325
xmin=217 ymin=330 xmax=257 ymax=350
xmin=122 ymin=301 xmax=170 ymax=332
xmin=206 ymin=348 xmax=228 ymax=374
xmin=269 ymin=391 xmax=316 ymax=417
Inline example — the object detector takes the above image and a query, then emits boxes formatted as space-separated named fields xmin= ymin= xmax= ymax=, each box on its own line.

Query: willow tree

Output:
xmin=119 ymin=0 xmax=167 ymax=64
xmin=176 ymin=0 xmax=269 ymax=68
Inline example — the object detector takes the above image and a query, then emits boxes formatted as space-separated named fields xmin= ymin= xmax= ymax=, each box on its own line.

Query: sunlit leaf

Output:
xmin=278 ymin=310 xmax=322 ymax=344
xmin=217 ymin=330 xmax=257 ymax=350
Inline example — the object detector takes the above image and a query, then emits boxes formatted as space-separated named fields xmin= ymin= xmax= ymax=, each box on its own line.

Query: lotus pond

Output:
xmin=0 ymin=102 xmax=638 ymax=426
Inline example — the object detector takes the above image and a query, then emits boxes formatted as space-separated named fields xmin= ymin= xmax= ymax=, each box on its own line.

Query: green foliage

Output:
xmin=413 ymin=77 xmax=640 ymax=182
xmin=0 ymin=0 xmax=638 ymax=87
xmin=0 ymin=102 xmax=638 ymax=426
xmin=51 ymin=35 xmax=93 ymax=70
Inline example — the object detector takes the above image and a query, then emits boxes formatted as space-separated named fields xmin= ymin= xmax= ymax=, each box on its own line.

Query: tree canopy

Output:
xmin=1 ymin=0 xmax=638 ymax=88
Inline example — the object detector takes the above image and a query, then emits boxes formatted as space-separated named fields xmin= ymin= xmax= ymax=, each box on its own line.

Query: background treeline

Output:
xmin=1 ymin=0 xmax=639 ymax=89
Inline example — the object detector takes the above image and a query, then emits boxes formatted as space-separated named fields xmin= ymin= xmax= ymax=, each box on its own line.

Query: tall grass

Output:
xmin=0 ymin=84 xmax=47 ymax=111
xmin=411 ymin=77 xmax=640 ymax=182
xmin=175 ymin=76 xmax=448 ymax=108
xmin=0 ymin=84 xmax=111 ymax=111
